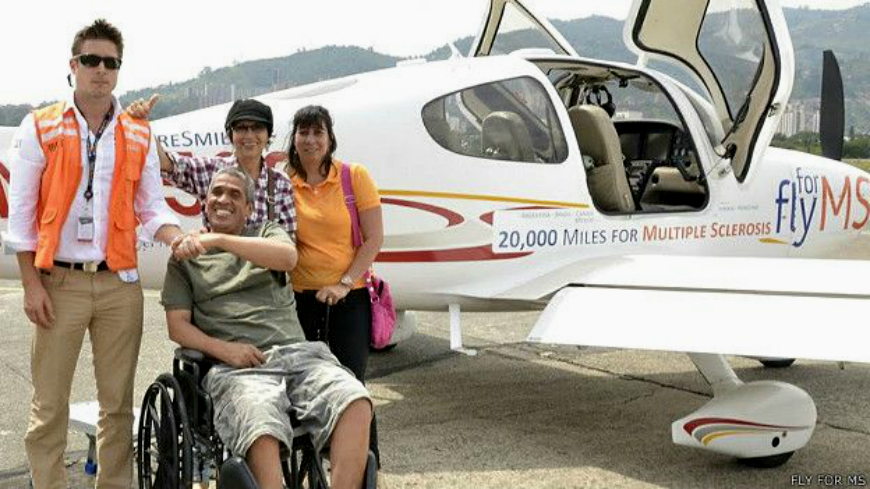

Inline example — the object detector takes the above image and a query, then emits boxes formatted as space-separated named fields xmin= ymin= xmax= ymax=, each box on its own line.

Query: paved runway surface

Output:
xmin=0 ymin=277 xmax=868 ymax=488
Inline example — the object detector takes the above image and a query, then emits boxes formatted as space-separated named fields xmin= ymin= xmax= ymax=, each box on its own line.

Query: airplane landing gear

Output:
xmin=673 ymin=353 xmax=816 ymax=467
xmin=744 ymin=356 xmax=797 ymax=368
xmin=739 ymin=451 xmax=795 ymax=469
xmin=758 ymin=358 xmax=796 ymax=369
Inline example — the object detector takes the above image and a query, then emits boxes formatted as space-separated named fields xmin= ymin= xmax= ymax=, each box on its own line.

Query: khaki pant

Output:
xmin=25 ymin=267 xmax=144 ymax=489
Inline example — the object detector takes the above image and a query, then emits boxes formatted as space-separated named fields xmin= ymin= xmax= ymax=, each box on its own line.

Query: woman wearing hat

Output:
xmin=127 ymin=97 xmax=297 ymax=236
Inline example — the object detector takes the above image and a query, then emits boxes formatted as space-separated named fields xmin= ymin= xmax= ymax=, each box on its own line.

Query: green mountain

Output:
xmin=3 ymin=6 xmax=870 ymax=131
xmin=0 ymin=46 xmax=399 ymax=126
xmin=119 ymin=46 xmax=400 ymax=121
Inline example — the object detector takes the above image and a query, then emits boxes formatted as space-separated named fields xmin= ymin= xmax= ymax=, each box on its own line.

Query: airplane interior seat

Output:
xmin=568 ymin=105 xmax=635 ymax=213
xmin=422 ymin=106 xmax=462 ymax=153
xmin=639 ymin=169 xmax=707 ymax=211
xmin=481 ymin=111 xmax=535 ymax=162
xmin=643 ymin=167 xmax=706 ymax=195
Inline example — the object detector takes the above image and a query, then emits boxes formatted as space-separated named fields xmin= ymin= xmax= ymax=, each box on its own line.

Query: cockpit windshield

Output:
xmin=470 ymin=0 xmax=576 ymax=58
xmin=489 ymin=2 xmax=569 ymax=56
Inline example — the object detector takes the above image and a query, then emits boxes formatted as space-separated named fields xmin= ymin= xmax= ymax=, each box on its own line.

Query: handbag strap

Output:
xmin=266 ymin=164 xmax=276 ymax=221
xmin=339 ymin=163 xmax=378 ymax=302
xmin=340 ymin=163 xmax=363 ymax=248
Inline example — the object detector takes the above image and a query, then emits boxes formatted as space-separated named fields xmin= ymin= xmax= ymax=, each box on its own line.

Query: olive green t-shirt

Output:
xmin=161 ymin=222 xmax=304 ymax=350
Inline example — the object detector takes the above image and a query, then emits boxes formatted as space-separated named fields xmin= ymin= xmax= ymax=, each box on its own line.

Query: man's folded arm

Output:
xmin=197 ymin=232 xmax=297 ymax=272
xmin=222 ymin=234 xmax=296 ymax=271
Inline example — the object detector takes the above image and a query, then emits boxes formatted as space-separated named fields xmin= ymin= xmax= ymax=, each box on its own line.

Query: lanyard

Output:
xmin=84 ymin=106 xmax=115 ymax=202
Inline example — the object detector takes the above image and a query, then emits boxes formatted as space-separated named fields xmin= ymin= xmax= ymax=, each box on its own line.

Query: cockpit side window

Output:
xmin=698 ymin=1 xmax=767 ymax=121
xmin=698 ymin=0 xmax=774 ymax=180
xmin=422 ymin=76 xmax=568 ymax=164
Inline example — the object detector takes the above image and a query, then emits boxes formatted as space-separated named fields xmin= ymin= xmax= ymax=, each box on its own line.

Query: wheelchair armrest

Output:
xmin=174 ymin=347 xmax=206 ymax=364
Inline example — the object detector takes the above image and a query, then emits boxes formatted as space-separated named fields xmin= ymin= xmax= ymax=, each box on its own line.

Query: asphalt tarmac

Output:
xmin=0 ymin=278 xmax=868 ymax=488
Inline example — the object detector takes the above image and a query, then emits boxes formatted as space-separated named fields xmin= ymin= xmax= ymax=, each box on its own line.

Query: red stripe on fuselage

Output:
xmin=377 ymin=244 xmax=530 ymax=262
xmin=381 ymin=198 xmax=464 ymax=227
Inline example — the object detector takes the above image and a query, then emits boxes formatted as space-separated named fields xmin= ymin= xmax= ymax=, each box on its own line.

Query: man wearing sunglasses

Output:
xmin=4 ymin=18 xmax=184 ymax=489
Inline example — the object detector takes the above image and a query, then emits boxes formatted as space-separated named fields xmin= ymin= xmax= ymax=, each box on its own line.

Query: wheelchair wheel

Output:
xmin=301 ymin=449 xmax=329 ymax=489
xmin=138 ymin=374 xmax=194 ymax=488
xmin=285 ymin=438 xmax=329 ymax=489
xmin=284 ymin=443 xmax=379 ymax=489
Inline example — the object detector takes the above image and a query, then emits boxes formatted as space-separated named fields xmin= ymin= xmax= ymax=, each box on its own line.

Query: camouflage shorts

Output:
xmin=204 ymin=341 xmax=370 ymax=457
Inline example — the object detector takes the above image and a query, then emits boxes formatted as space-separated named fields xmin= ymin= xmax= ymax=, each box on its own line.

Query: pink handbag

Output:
xmin=340 ymin=163 xmax=396 ymax=348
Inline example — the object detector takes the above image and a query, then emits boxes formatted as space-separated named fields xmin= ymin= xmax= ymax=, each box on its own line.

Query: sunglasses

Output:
xmin=74 ymin=54 xmax=122 ymax=70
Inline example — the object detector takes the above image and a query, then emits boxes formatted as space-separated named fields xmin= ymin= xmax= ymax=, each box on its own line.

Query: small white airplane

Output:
xmin=2 ymin=0 xmax=869 ymax=469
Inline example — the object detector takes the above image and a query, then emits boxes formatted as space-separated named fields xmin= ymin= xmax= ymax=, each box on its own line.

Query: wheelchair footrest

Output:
xmin=218 ymin=456 xmax=258 ymax=489
xmin=366 ymin=450 xmax=378 ymax=488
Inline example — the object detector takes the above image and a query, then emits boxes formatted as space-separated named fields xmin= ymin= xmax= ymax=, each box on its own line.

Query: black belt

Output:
xmin=53 ymin=260 xmax=110 ymax=272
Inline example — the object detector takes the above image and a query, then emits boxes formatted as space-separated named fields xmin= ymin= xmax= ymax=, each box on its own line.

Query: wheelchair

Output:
xmin=136 ymin=347 xmax=377 ymax=488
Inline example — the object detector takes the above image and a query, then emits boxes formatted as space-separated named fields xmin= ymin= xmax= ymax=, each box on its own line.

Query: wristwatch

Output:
xmin=340 ymin=274 xmax=354 ymax=288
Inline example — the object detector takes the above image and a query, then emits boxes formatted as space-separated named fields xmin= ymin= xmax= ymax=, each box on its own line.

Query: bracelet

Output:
xmin=340 ymin=274 xmax=354 ymax=288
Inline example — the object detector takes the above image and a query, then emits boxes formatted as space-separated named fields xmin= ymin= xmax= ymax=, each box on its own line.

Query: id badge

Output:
xmin=77 ymin=216 xmax=95 ymax=242
xmin=118 ymin=268 xmax=139 ymax=284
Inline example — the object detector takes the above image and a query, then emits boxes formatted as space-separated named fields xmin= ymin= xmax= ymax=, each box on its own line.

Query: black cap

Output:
xmin=225 ymin=99 xmax=273 ymax=136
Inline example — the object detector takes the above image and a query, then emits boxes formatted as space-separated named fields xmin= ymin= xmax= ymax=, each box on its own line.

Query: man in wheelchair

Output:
xmin=160 ymin=167 xmax=373 ymax=489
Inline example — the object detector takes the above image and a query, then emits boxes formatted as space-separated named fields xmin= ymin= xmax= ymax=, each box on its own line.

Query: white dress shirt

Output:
xmin=4 ymin=93 xmax=179 ymax=263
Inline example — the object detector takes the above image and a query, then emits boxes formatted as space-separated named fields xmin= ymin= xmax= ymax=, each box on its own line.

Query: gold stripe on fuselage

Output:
xmin=380 ymin=189 xmax=590 ymax=209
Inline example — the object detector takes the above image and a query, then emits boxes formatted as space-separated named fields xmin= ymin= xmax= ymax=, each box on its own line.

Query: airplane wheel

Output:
xmin=759 ymin=358 xmax=796 ymax=368
xmin=370 ymin=343 xmax=397 ymax=353
xmin=738 ymin=451 xmax=794 ymax=468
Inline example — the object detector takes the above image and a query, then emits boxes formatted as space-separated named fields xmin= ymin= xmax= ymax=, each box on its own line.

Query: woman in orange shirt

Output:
xmin=286 ymin=105 xmax=384 ymax=465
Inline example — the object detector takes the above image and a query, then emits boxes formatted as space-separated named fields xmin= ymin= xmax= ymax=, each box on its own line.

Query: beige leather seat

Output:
xmin=568 ymin=105 xmax=635 ymax=213
xmin=422 ymin=99 xmax=462 ymax=153
xmin=481 ymin=111 xmax=535 ymax=162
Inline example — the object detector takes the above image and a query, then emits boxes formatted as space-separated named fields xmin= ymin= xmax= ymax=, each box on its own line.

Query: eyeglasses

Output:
xmin=74 ymin=54 xmax=122 ymax=70
xmin=232 ymin=122 xmax=267 ymax=134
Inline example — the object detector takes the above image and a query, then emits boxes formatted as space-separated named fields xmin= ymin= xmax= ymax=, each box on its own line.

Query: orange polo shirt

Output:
xmin=290 ymin=159 xmax=381 ymax=291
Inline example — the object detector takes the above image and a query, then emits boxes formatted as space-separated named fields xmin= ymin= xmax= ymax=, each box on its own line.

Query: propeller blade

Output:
xmin=820 ymin=50 xmax=845 ymax=161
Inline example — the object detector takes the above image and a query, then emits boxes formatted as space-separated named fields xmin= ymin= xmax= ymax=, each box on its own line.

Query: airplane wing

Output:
xmin=526 ymin=255 xmax=870 ymax=363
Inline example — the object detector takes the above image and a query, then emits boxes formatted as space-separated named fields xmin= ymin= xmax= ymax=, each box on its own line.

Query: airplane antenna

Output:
xmin=448 ymin=43 xmax=463 ymax=59
xmin=819 ymin=50 xmax=845 ymax=161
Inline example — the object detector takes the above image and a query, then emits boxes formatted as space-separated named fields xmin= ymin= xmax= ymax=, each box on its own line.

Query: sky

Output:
xmin=0 ymin=0 xmax=868 ymax=106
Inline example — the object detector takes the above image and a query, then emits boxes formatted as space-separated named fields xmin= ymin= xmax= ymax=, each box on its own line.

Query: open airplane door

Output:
xmin=625 ymin=0 xmax=794 ymax=182
xmin=470 ymin=0 xmax=578 ymax=58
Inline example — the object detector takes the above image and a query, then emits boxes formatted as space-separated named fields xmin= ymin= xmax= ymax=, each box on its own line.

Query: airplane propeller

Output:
xmin=819 ymin=50 xmax=845 ymax=161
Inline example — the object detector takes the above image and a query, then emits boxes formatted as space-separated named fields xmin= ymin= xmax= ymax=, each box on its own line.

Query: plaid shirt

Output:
xmin=163 ymin=155 xmax=296 ymax=239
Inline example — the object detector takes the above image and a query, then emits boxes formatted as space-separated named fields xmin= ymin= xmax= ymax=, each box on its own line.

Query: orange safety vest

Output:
xmin=32 ymin=101 xmax=150 ymax=270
